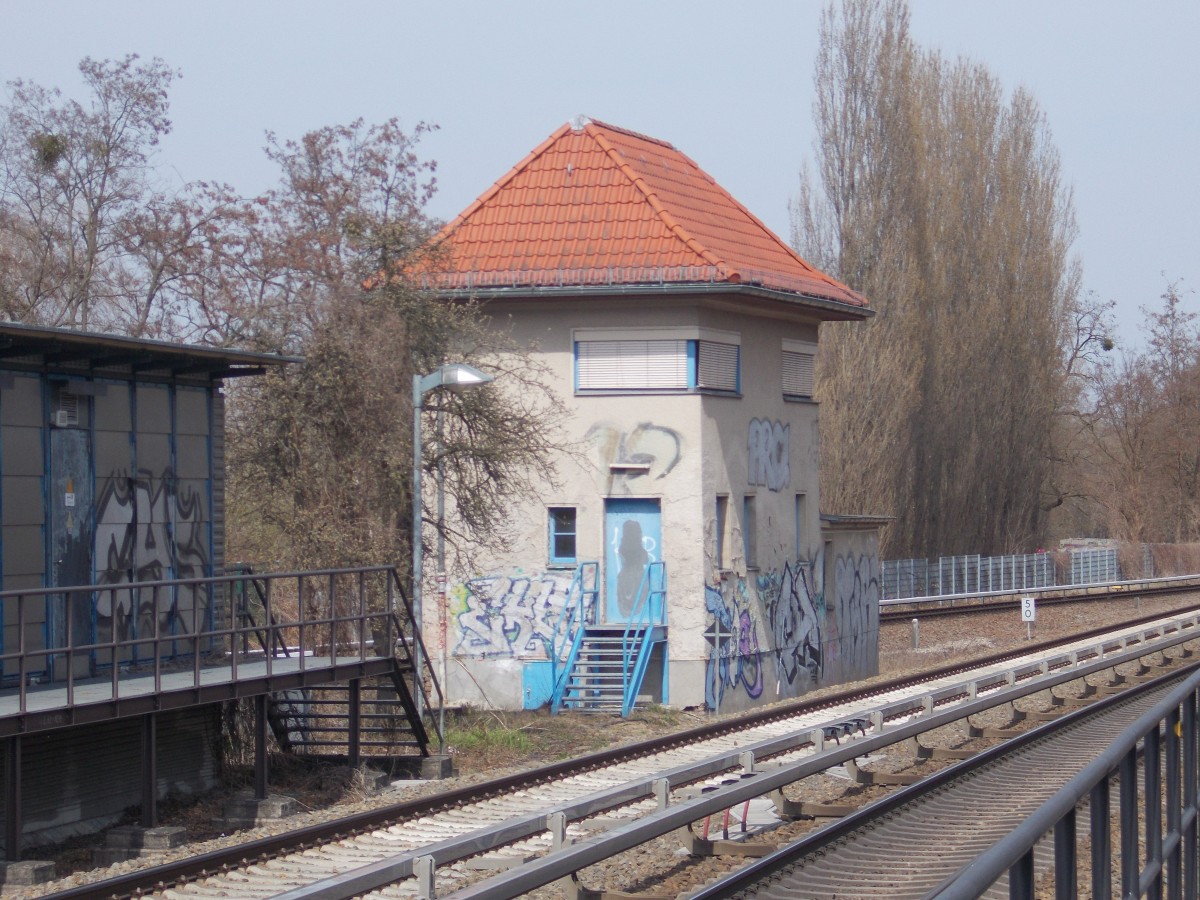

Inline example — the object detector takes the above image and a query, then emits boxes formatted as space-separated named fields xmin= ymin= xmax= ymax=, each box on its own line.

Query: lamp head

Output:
xmin=438 ymin=363 xmax=492 ymax=390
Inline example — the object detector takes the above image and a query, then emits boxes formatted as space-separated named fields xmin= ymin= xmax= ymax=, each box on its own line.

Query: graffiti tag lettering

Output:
xmin=453 ymin=572 xmax=578 ymax=659
xmin=94 ymin=467 xmax=209 ymax=647
xmin=704 ymin=583 xmax=764 ymax=708
xmin=747 ymin=419 xmax=790 ymax=491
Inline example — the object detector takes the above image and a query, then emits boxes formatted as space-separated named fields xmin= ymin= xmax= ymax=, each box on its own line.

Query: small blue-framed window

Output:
xmin=743 ymin=494 xmax=758 ymax=568
xmin=548 ymin=507 xmax=577 ymax=564
xmin=715 ymin=495 xmax=729 ymax=569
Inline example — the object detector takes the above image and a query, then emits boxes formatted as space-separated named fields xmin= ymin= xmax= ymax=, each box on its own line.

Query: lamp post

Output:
xmin=411 ymin=363 xmax=493 ymax=728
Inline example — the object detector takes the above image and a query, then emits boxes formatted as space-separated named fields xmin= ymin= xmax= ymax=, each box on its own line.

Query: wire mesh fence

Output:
xmin=883 ymin=548 xmax=1119 ymax=600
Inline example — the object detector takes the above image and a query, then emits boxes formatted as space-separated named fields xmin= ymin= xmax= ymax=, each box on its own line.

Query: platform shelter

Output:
xmin=0 ymin=325 xmax=437 ymax=861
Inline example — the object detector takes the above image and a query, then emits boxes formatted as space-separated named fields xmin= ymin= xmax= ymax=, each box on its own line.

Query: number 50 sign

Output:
xmin=1020 ymin=597 xmax=1037 ymax=622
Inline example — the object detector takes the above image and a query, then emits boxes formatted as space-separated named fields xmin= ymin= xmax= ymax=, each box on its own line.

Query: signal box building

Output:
xmin=430 ymin=119 xmax=883 ymax=715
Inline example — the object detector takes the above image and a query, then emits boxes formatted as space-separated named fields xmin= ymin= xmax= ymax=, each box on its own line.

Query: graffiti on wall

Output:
xmin=704 ymin=556 xmax=826 ymax=711
xmin=452 ymin=571 xmax=579 ymax=658
xmin=747 ymin=419 xmax=789 ymax=491
xmin=759 ymin=561 xmax=823 ymax=689
xmin=94 ymin=467 xmax=209 ymax=643
xmin=586 ymin=422 xmax=682 ymax=489
xmin=703 ymin=582 xmax=764 ymax=708
xmin=830 ymin=552 xmax=880 ymax=674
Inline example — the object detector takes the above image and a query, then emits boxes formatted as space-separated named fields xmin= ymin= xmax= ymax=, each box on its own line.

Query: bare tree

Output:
xmin=795 ymin=0 xmax=1079 ymax=558
xmin=1084 ymin=282 xmax=1200 ymax=544
xmin=223 ymin=120 xmax=566 ymax=572
xmin=0 ymin=55 xmax=254 ymax=338
xmin=1 ymin=60 xmax=567 ymax=574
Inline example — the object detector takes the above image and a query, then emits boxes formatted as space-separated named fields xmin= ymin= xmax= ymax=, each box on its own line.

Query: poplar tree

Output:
xmin=794 ymin=0 xmax=1080 ymax=558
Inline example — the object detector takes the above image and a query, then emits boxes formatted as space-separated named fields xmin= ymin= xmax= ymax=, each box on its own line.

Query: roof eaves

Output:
xmin=820 ymin=513 xmax=893 ymax=529
xmin=0 ymin=323 xmax=301 ymax=379
xmin=703 ymin=163 xmax=856 ymax=297
xmin=436 ymin=280 xmax=873 ymax=321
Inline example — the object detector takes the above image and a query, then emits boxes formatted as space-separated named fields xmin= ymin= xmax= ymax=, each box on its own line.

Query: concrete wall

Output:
xmin=819 ymin=524 xmax=882 ymax=688
xmin=693 ymin=311 xmax=830 ymax=713
xmin=437 ymin=294 xmax=879 ymax=712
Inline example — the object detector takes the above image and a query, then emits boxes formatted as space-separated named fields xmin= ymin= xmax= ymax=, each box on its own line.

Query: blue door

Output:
xmin=50 ymin=425 xmax=95 ymax=679
xmin=604 ymin=498 xmax=661 ymax=623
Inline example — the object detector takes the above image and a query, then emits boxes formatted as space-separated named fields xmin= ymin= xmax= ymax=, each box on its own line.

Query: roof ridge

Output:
xmin=586 ymin=124 xmax=728 ymax=274
xmin=583 ymin=117 xmax=677 ymax=150
xmin=685 ymin=153 xmax=838 ymax=287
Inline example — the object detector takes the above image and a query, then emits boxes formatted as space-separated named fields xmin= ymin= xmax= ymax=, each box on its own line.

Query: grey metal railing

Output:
xmin=0 ymin=566 xmax=440 ymax=730
xmin=928 ymin=666 xmax=1200 ymax=899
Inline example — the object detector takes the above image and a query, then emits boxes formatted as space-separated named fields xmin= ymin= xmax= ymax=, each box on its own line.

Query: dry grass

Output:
xmin=443 ymin=705 xmax=690 ymax=771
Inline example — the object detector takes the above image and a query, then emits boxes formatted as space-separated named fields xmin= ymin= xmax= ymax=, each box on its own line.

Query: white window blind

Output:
xmin=782 ymin=349 xmax=815 ymax=397
xmin=697 ymin=341 xmax=739 ymax=391
xmin=576 ymin=340 xmax=688 ymax=390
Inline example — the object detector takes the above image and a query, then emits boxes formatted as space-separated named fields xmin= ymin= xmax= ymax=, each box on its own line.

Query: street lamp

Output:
xmin=411 ymin=363 xmax=493 ymax=728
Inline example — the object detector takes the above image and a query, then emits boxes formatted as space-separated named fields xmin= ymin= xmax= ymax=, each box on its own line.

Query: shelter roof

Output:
xmin=429 ymin=118 xmax=867 ymax=312
xmin=0 ymin=322 xmax=298 ymax=382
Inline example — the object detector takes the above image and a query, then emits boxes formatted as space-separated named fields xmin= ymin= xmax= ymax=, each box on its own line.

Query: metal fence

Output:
xmin=883 ymin=549 xmax=1117 ymax=600
xmin=1069 ymin=547 xmax=1119 ymax=585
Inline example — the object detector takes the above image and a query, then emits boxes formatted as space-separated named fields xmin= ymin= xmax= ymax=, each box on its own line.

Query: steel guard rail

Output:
xmin=548 ymin=561 xmax=599 ymax=714
xmin=928 ymin=666 xmax=1200 ymax=899
xmin=0 ymin=565 xmax=443 ymax=748
xmin=622 ymin=561 xmax=666 ymax=717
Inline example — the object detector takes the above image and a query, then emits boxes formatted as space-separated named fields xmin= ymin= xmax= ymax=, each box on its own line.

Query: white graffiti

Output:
xmin=586 ymin=422 xmax=683 ymax=486
xmin=453 ymin=572 xmax=576 ymax=659
xmin=748 ymin=418 xmax=790 ymax=491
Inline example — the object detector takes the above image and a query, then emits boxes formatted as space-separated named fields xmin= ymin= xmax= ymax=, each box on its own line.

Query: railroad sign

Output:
xmin=1021 ymin=597 xmax=1037 ymax=622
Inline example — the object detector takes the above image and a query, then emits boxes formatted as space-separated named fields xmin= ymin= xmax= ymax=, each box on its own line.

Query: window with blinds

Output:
xmin=696 ymin=341 xmax=739 ymax=392
xmin=782 ymin=348 xmax=815 ymax=398
xmin=576 ymin=340 xmax=689 ymax=390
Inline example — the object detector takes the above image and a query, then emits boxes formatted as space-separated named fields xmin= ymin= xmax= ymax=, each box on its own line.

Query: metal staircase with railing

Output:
xmin=230 ymin=567 xmax=439 ymax=766
xmin=268 ymin=662 xmax=429 ymax=765
xmin=548 ymin=561 xmax=667 ymax=716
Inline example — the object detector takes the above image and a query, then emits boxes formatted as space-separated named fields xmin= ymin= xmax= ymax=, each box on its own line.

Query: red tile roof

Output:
xmin=430 ymin=118 xmax=867 ymax=309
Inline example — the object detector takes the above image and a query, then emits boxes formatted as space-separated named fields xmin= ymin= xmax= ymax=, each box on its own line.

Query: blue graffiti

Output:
xmin=704 ymin=583 xmax=764 ymax=709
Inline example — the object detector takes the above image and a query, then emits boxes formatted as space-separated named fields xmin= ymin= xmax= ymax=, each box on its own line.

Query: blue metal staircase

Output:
xmin=548 ymin=561 xmax=667 ymax=716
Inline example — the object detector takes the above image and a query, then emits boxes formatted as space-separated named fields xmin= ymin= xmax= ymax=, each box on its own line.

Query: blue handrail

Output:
xmin=621 ymin=561 xmax=667 ymax=717
xmin=547 ymin=561 xmax=598 ymax=713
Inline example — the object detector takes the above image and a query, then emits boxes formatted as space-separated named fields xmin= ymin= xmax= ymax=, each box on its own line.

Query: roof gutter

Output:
xmin=437 ymin=281 xmax=873 ymax=322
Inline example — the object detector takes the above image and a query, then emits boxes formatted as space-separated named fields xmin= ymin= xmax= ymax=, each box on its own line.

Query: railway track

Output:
xmin=55 ymin=604 xmax=1200 ymax=900
xmin=688 ymin=665 xmax=1196 ymax=899
xmin=879 ymin=574 xmax=1200 ymax=622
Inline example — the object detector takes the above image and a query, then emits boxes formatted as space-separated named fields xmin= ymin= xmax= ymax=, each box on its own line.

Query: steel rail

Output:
xmin=50 ymin=606 xmax=1200 ymax=900
xmin=880 ymin=575 xmax=1200 ymax=622
xmin=685 ymin=664 xmax=1200 ymax=900
xmin=259 ymin=620 xmax=1200 ymax=899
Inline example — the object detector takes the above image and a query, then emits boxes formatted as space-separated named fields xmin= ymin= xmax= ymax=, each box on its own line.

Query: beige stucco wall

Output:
xmin=435 ymin=292 xmax=879 ymax=713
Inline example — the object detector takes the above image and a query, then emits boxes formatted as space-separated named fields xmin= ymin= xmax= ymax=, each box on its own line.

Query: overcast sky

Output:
xmin=2 ymin=1 xmax=1197 ymax=347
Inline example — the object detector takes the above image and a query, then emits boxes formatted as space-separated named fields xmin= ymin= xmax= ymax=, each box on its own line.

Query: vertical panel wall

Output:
xmin=0 ymin=375 xmax=47 ymax=673
xmin=0 ymin=705 xmax=220 ymax=852
xmin=210 ymin=389 xmax=226 ymax=625
xmin=1 ymin=371 xmax=218 ymax=671
xmin=94 ymin=381 xmax=135 ymax=658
